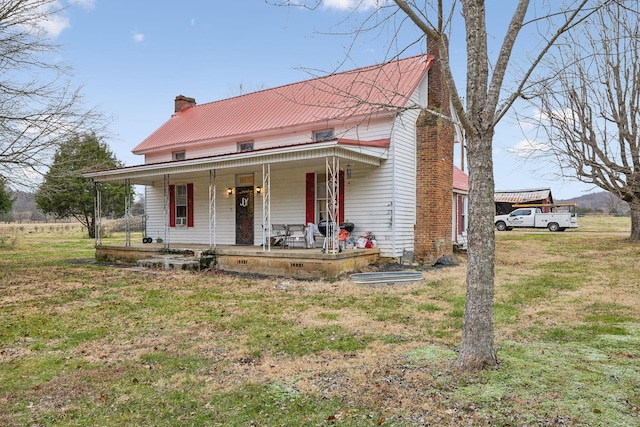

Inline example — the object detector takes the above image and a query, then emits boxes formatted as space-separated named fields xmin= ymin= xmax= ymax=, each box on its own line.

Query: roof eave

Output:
xmin=86 ymin=140 xmax=387 ymax=185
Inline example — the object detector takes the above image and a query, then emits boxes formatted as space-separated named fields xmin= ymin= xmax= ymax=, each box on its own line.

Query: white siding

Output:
xmin=141 ymin=75 xmax=429 ymax=258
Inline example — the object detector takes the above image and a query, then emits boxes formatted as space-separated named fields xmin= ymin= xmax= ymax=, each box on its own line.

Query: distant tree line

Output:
xmin=0 ymin=186 xmax=145 ymax=224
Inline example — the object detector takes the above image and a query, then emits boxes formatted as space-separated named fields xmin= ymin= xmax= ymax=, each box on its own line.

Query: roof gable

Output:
xmin=133 ymin=55 xmax=432 ymax=154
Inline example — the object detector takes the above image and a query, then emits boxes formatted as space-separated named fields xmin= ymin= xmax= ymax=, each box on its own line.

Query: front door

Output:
xmin=235 ymin=186 xmax=254 ymax=245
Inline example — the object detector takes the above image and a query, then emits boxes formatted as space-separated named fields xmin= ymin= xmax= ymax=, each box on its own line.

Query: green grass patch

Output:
xmin=2 ymin=226 xmax=640 ymax=425
xmin=416 ymin=302 xmax=442 ymax=312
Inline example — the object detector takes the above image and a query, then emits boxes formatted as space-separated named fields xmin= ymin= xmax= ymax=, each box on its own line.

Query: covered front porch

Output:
xmin=85 ymin=140 xmax=391 ymax=278
xmin=96 ymin=242 xmax=380 ymax=279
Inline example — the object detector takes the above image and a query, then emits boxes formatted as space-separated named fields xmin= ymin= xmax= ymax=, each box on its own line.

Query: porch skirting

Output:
xmin=95 ymin=244 xmax=379 ymax=279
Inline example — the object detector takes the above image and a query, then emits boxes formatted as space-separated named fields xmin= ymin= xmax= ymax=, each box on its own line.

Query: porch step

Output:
xmin=137 ymin=255 xmax=200 ymax=271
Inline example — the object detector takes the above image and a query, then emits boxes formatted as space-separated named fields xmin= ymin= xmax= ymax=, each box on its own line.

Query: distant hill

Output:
xmin=557 ymin=191 xmax=630 ymax=215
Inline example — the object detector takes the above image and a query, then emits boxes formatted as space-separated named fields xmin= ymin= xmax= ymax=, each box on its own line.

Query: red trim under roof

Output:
xmin=337 ymin=138 xmax=390 ymax=148
xmin=133 ymin=55 xmax=432 ymax=154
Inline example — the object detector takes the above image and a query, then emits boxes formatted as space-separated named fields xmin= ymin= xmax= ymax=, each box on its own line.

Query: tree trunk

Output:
xmin=629 ymin=201 xmax=640 ymax=242
xmin=88 ymin=216 xmax=95 ymax=239
xmin=455 ymin=131 xmax=498 ymax=371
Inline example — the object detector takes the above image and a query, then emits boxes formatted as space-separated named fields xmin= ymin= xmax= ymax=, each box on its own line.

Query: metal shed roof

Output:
xmin=494 ymin=189 xmax=552 ymax=203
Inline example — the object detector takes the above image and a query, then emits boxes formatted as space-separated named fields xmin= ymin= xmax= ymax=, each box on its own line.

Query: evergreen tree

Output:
xmin=0 ymin=177 xmax=12 ymax=218
xmin=35 ymin=134 xmax=130 ymax=238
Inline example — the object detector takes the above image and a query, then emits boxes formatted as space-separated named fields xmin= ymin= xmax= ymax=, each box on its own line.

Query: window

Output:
xmin=238 ymin=141 xmax=254 ymax=152
xmin=305 ymin=171 xmax=344 ymax=225
xmin=316 ymin=174 xmax=328 ymax=222
xmin=169 ymin=183 xmax=194 ymax=227
xmin=313 ymin=129 xmax=335 ymax=142
xmin=172 ymin=151 xmax=186 ymax=160
xmin=175 ymin=184 xmax=187 ymax=226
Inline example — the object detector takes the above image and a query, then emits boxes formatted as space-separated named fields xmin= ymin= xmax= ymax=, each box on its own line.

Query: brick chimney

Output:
xmin=414 ymin=38 xmax=454 ymax=264
xmin=174 ymin=95 xmax=196 ymax=113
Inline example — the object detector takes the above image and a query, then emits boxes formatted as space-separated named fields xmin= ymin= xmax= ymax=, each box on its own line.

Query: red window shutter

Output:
xmin=169 ymin=184 xmax=176 ymax=227
xmin=338 ymin=170 xmax=345 ymax=224
xmin=305 ymin=173 xmax=315 ymax=224
xmin=457 ymin=194 xmax=463 ymax=234
xmin=187 ymin=183 xmax=194 ymax=227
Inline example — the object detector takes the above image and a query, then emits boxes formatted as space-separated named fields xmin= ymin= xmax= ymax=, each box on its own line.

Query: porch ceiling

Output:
xmin=84 ymin=141 xmax=386 ymax=185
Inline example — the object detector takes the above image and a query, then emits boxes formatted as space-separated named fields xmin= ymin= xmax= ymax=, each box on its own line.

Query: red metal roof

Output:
xmin=133 ymin=55 xmax=432 ymax=154
xmin=453 ymin=166 xmax=468 ymax=191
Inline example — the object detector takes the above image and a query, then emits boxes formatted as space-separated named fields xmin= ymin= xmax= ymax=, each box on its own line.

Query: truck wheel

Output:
xmin=548 ymin=222 xmax=560 ymax=232
xmin=496 ymin=221 xmax=507 ymax=231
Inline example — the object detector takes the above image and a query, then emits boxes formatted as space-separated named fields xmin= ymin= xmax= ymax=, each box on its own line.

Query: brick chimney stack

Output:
xmin=414 ymin=38 xmax=454 ymax=264
xmin=174 ymin=95 xmax=196 ymax=113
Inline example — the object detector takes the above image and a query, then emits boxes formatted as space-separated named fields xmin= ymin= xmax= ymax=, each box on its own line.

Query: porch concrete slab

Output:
xmin=95 ymin=244 xmax=379 ymax=279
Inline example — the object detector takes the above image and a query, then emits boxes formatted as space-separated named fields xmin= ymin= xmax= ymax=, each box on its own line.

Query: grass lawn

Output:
xmin=0 ymin=217 xmax=639 ymax=426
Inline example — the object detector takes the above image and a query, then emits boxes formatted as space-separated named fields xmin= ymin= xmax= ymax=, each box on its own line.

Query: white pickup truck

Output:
xmin=494 ymin=207 xmax=578 ymax=232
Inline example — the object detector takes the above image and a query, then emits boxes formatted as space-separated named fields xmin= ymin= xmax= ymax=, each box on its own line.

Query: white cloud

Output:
xmin=132 ymin=31 xmax=145 ymax=43
xmin=68 ymin=0 xmax=95 ymax=9
xmin=39 ymin=12 xmax=71 ymax=38
xmin=323 ymin=0 xmax=383 ymax=11
xmin=507 ymin=139 xmax=550 ymax=159
xmin=22 ymin=0 xmax=95 ymax=39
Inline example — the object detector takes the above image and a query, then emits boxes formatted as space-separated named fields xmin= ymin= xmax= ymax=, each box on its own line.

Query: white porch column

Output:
xmin=325 ymin=156 xmax=339 ymax=254
xmin=94 ymin=181 xmax=102 ymax=246
xmin=163 ymin=174 xmax=170 ymax=249
xmin=209 ymin=170 xmax=216 ymax=249
xmin=262 ymin=163 xmax=271 ymax=252
xmin=124 ymin=178 xmax=131 ymax=247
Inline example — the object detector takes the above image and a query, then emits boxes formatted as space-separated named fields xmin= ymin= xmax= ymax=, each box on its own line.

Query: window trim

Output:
xmin=175 ymin=184 xmax=188 ymax=226
xmin=169 ymin=183 xmax=194 ymax=228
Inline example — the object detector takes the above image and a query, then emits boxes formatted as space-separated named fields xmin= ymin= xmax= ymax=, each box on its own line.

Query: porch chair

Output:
xmin=286 ymin=224 xmax=307 ymax=248
xmin=271 ymin=224 xmax=288 ymax=247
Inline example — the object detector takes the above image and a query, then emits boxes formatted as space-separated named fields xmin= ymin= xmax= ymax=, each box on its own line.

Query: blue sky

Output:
xmin=48 ymin=0 xmax=597 ymax=199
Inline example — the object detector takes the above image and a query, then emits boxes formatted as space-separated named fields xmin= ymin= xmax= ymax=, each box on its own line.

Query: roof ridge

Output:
xmin=190 ymin=54 xmax=430 ymax=109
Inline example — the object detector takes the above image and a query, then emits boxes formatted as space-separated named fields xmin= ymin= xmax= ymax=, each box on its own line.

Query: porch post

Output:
xmin=262 ymin=163 xmax=271 ymax=252
xmin=124 ymin=178 xmax=131 ymax=247
xmin=209 ymin=169 xmax=216 ymax=249
xmin=326 ymin=156 xmax=339 ymax=254
xmin=94 ymin=181 xmax=102 ymax=246
xmin=163 ymin=174 xmax=170 ymax=249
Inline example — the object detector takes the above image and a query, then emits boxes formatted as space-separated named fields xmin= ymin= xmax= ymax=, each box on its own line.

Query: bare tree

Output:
xmin=603 ymin=192 xmax=627 ymax=216
xmin=277 ymin=0 xmax=622 ymax=371
xmin=0 ymin=0 xmax=104 ymax=190
xmin=527 ymin=2 xmax=640 ymax=240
